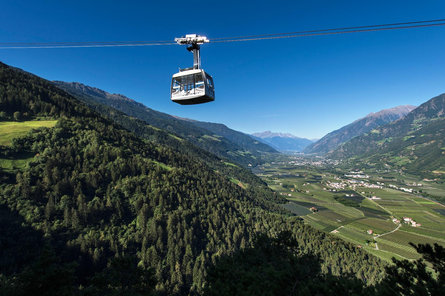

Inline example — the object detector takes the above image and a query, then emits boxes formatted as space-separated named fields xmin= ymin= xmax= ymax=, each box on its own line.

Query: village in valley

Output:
xmin=256 ymin=156 xmax=445 ymax=262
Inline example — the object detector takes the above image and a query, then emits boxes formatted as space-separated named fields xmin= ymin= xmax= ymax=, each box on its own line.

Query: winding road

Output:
xmin=373 ymin=223 xmax=402 ymax=250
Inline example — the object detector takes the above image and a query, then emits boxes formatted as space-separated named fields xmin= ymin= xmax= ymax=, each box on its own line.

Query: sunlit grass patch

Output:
xmin=0 ymin=120 xmax=57 ymax=146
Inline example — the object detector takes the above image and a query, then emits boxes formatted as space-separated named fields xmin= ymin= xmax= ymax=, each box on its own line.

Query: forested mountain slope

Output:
xmin=49 ymin=83 xmax=275 ymax=199
xmin=53 ymin=81 xmax=277 ymax=167
xmin=305 ymin=105 xmax=415 ymax=154
xmin=184 ymin=119 xmax=277 ymax=155
xmin=1 ymin=62 xmax=385 ymax=295
xmin=330 ymin=94 xmax=445 ymax=177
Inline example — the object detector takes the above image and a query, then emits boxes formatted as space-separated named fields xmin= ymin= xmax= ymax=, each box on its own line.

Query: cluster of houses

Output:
xmin=326 ymin=181 xmax=346 ymax=190
xmin=367 ymin=196 xmax=381 ymax=200
xmin=365 ymin=216 xmax=422 ymax=237
xmin=402 ymin=217 xmax=421 ymax=227
xmin=324 ymin=172 xmax=422 ymax=195
xmin=391 ymin=217 xmax=421 ymax=227
xmin=325 ymin=179 xmax=383 ymax=191
xmin=286 ymin=157 xmax=340 ymax=167
xmin=279 ymin=192 xmax=293 ymax=197
xmin=344 ymin=171 xmax=369 ymax=179
xmin=392 ymin=218 xmax=400 ymax=224
xmin=388 ymin=184 xmax=414 ymax=193
xmin=324 ymin=176 xmax=424 ymax=195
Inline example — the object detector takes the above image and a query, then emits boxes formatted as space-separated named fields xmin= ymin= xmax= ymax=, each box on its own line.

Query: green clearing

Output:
xmin=256 ymin=161 xmax=445 ymax=262
xmin=224 ymin=162 xmax=240 ymax=168
xmin=0 ymin=153 xmax=34 ymax=172
xmin=229 ymin=177 xmax=240 ymax=185
xmin=229 ymin=177 xmax=247 ymax=189
xmin=0 ymin=121 xmax=57 ymax=172
xmin=168 ymin=133 xmax=183 ymax=141
xmin=201 ymin=134 xmax=222 ymax=142
xmin=0 ymin=120 xmax=57 ymax=146
xmin=151 ymin=160 xmax=172 ymax=171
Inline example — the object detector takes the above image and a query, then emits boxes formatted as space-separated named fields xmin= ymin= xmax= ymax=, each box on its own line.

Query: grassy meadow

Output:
xmin=0 ymin=120 xmax=57 ymax=146
xmin=0 ymin=120 xmax=57 ymax=172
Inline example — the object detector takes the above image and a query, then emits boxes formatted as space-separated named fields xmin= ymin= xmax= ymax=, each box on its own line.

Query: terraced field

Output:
xmin=257 ymin=162 xmax=445 ymax=262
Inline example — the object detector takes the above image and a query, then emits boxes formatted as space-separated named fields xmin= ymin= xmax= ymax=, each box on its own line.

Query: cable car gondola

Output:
xmin=171 ymin=34 xmax=215 ymax=105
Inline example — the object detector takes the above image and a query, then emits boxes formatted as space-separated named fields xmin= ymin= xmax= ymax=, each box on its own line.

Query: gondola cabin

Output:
xmin=171 ymin=68 xmax=215 ymax=105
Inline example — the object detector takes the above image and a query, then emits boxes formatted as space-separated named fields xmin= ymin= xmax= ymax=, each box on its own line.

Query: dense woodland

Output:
xmin=0 ymin=62 xmax=443 ymax=295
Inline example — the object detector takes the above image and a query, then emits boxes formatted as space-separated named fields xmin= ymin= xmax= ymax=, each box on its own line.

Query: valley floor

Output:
xmin=255 ymin=157 xmax=445 ymax=262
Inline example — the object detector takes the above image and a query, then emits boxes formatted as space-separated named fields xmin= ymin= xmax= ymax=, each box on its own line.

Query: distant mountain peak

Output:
xmin=328 ymin=93 xmax=445 ymax=175
xmin=251 ymin=131 xmax=314 ymax=152
xmin=364 ymin=105 xmax=417 ymax=119
xmin=252 ymin=131 xmax=301 ymax=139
xmin=305 ymin=104 xmax=416 ymax=154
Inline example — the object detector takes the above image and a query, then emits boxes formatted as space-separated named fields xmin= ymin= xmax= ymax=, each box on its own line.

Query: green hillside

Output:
xmin=53 ymin=81 xmax=278 ymax=167
xmin=330 ymin=94 xmax=445 ymax=178
xmin=0 ymin=62 xmax=389 ymax=294
xmin=49 ymin=82 xmax=281 ymax=204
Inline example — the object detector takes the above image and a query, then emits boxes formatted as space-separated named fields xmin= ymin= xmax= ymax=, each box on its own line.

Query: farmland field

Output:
xmin=0 ymin=120 xmax=57 ymax=146
xmin=256 ymin=159 xmax=445 ymax=262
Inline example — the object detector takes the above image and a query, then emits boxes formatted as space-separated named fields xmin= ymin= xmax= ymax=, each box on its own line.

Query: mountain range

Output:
xmin=52 ymin=81 xmax=445 ymax=178
xmin=330 ymin=94 xmax=445 ymax=177
xmin=251 ymin=131 xmax=314 ymax=152
xmin=53 ymin=81 xmax=278 ymax=167
xmin=304 ymin=105 xmax=416 ymax=154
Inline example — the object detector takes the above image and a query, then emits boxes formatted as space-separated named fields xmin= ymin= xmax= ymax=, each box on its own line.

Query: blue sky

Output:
xmin=1 ymin=0 xmax=445 ymax=138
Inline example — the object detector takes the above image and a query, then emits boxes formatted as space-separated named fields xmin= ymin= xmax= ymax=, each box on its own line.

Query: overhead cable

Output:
xmin=211 ymin=22 xmax=445 ymax=43
xmin=211 ymin=18 xmax=445 ymax=41
xmin=0 ymin=18 xmax=444 ymax=49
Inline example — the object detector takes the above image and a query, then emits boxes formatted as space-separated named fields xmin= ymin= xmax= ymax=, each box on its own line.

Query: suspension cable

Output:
xmin=211 ymin=18 xmax=445 ymax=42
xmin=0 ymin=18 xmax=444 ymax=49
xmin=211 ymin=22 xmax=445 ymax=43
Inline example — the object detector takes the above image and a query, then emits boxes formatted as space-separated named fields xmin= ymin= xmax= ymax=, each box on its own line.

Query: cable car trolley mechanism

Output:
xmin=171 ymin=34 xmax=215 ymax=105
